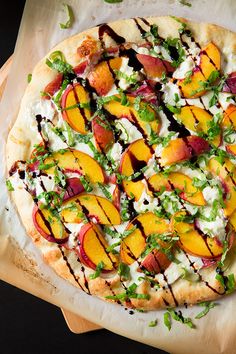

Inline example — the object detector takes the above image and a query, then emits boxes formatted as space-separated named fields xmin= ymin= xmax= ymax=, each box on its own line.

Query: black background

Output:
xmin=0 ymin=1 xmax=168 ymax=353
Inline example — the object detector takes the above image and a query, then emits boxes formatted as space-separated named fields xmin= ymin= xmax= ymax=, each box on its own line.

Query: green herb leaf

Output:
xmin=104 ymin=0 xmax=123 ymax=3
xmin=105 ymin=283 xmax=150 ymax=301
xmin=79 ymin=175 xmax=93 ymax=192
xmin=60 ymin=4 xmax=74 ymax=29
xmin=97 ymin=182 xmax=112 ymax=200
xmin=166 ymin=104 xmax=181 ymax=114
xmin=168 ymin=309 xmax=195 ymax=329
xmin=178 ymin=0 xmax=192 ymax=6
xmin=89 ymin=261 xmax=105 ymax=279
xmin=195 ymin=301 xmax=217 ymax=319
xmin=6 ymin=179 xmax=14 ymax=191
xmin=163 ymin=312 xmax=171 ymax=330
xmin=118 ymin=262 xmax=130 ymax=280
xmin=148 ymin=319 xmax=158 ymax=327
xmin=27 ymin=73 xmax=32 ymax=83
xmin=46 ymin=51 xmax=73 ymax=75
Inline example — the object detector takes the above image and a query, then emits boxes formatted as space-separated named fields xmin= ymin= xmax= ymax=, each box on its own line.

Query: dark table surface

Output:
xmin=0 ymin=1 xmax=168 ymax=353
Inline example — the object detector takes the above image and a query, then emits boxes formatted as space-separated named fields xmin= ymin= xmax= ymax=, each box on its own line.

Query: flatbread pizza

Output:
xmin=6 ymin=16 xmax=236 ymax=311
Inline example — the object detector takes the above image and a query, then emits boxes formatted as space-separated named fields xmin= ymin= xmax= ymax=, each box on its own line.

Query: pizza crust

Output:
xmin=6 ymin=16 xmax=236 ymax=310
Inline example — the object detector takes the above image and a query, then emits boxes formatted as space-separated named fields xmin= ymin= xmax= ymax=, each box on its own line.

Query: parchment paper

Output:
xmin=1 ymin=1 xmax=236 ymax=353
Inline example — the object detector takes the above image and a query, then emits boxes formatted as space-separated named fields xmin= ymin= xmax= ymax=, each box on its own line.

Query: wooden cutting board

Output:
xmin=0 ymin=56 xmax=101 ymax=334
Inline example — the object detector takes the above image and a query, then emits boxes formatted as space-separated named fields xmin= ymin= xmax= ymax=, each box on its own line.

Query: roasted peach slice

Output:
xmin=92 ymin=116 xmax=114 ymax=153
xmin=207 ymin=157 xmax=236 ymax=216
xmin=149 ymin=172 xmax=206 ymax=206
xmin=222 ymin=104 xmax=236 ymax=155
xmin=171 ymin=211 xmax=223 ymax=259
xmin=120 ymin=139 xmax=152 ymax=200
xmin=33 ymin=205 xmax=68 ymax=243
xmin=103 ymin=95 xmax=160 ymax=138
xmin=141 ymin=249 xmax=171 ymax=274
xmin=43 ymin=149 xmax=105 ymax=184
xmin=77 ymin=37 xmax=100 ymax=61
xmin=136 ymin=54 xmax=174 ymax=79
xmin=175 ymin=106 xmax=221 ymax=147
xmin=178 ymin=42 xmax=221 ymax=98
xmin=60 ymin=194 xmax=121 ymax=225
xmin=61 ymin=83 xmax=91 ymax=134
xmin=87 ymin=57 xmax=122 ymax=96
xmin=77 ymin=223 xmax=118 ymax=271
xmin=120 ymin=212 xmax=169 ymax=265
xmin=160 ymin=136 xmax=209 ymax=166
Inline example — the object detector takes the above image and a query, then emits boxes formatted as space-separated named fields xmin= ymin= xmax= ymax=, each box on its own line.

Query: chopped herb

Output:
xmin=183 ymin=70 xmax=192 ymax=84
xmin=104 ymin=0 xmax=123 ymax=2
xmin=46 ymin=51 xmax=73 ymax=75
xmin=114 ymin=69 xmax=139 ymax=85
xmin=60 ymin=3 xmax=74 ymax=29
xmin=89 ymin=261 xmax=105 ymax=279
xmin=206 ymin=113 xmax=222 ymax=141
xmin=181 ymin=267 xmax=200 ymax=282
xmin=63 ymin=121 xmax=75 ymax=147
xmin=174 ymin=213 xmax=194 ymax=223
xmin=195 ymin=301 xmax=217 ymax=319
xmin=105 ymin=283 xmax=150 ymax=301
xmin=106 ymin=241 xmax=121 ymax=254
xmin=79 ymin=175 xmax=93 ymax=192
xmin=215 ymin=272 xmax=235 ymax=294
xmin=148 ymin=320 xmax=158 ymax=327
xmin=166 ymin=104 xmax=181 ymax=114
xmin=179 ymin=0 xmax=192 ymax=6
xmin=163 ymin=312 xmax=171 ymax=330
xmin=142 ymin=24 xmax=160 ymax=45
xmin=163 ymin=37 xmax=185 ymax=68
xmin=223 ymin=125 xmax=236 ymax=144
xmin=97 ymin=182 xmax=112 ymax=200
xmin=27 ymin=73 xmax=32 ymax=83
xmin=167 ymin=309 xmax=195 ymax=329
xmin=217 ymin=240 xmax=230 ymax=269
xmin=192 ymin=176 xmax=208 ymax=191
xmin=138 ymin=104 xmax=156 ymax=122
xmin=54 ymin=167 xmax=67 ymax=188
xmin=6 ymin=179 xmax=14 ymax=191
xmin=38 ymin=162 xmax=57 ymax=170
xmin=118 ymin=262 xmax=130 ymax=281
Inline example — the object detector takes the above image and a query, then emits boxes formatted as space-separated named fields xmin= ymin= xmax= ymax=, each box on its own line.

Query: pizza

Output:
xmin=6 ymin=16 xmax=236 ymax=311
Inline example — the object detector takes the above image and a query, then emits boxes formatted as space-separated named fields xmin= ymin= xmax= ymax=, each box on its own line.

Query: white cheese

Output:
xmin=153 ymin=45 xmax=172 ymax=62
xmin=202 ymin=185 xmax=220 ymax=204
xmin=158 ymin=110 xmax=171 ymax=137
xmin=118 ymin=57 xmax=138 ymax=90
xmin=161 ymin=81 xmax=185 ymax=106
xmin=115 ymin=118 xmax=142 ymax=143
xmin=35 ymin=175 xmax=55 ymax=198
xmin=109 ymin=142 xmax=123 ymax=167
xmin=197 ymin=207 xmax=227 ymax=242
xmin=144 ymin=156 xmax=157 ymax=179
xmin=128 ymin=261 xmax=145 ymax=286
xmin=133 ymin=187 xmax=159 ymax=213
xmin=181 ymin=34 xmax=201 ymax=59
xmin=173 ymin=56 xmax=195 ymax=79
xmin=65 ymin=223 xmax=84 ymax=249
xmin=200 ymin=91 xmax=223 ymax=115
xmin=42 ymin=122 xmax=67 ymax=151
xmin=218 ymin=92 xmax=235 ymax=111
xmin=31 ymin=99 xmax=55 ymax=121
xmin=185 ymin=98 xmax=204 ymax=108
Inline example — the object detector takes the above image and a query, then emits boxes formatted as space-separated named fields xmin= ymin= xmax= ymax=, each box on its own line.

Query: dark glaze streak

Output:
xmin=80 ymin=265 xmax=91 ymax=294
xmin=95 ymin=197 xmax=112 ymax=224
xmin=161 ymin=105 xmax=190 ymax=138
xmin=183 ymin=250 xmax=224 ymax=295
xmin=98 ymin=23 xmax=125 ymax=48
xmin=105 ymin=280 xmax=122 ymax=305
xmin=59 ymin=246 xmax=88 ymax=293
xmin=152 ymin=251 xmax=179 ymax=307
xmin=93 ymin=227 xmax=117 ymax=268
xmin=133 ymin=18 xmax=149 ymax=42
xmin=72 ymin=85 xmax=89 ymax=125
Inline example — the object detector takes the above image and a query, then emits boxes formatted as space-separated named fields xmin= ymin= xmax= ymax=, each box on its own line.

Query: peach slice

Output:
xmin=178 ymin=42 xmax=221 ymax=98
xmin=33 ymin=205 xmax=68 ymax=243
xmin=222 ymin=104 xmax=236 ymax=154
xmin=175 ymin=106 xmax=221 ymax=147
xmin=171 ymin=211 xmax=223 ymax=259
xmin=77 ymin=37 xmax=100 ymax=61
xmin=119 ymin=139 xmax=152 ymax=200
xmin=149 ymin=172 xmax=206 ymax=206
xmin=141 ymin=249 xmax=171 ymax=274
xmin=207 ymin=157 xmax=236 ymax=216
xmin=77 ymin=223 xmax=118 ymax=271
xmin=226 ymin=145 xmax=236 ymax=156
xmin=120 ymin=212 xmax=169 ymax=265
xmin=61 ymin=83 xmax=91 ymax=134
xmin=92 ymin=116 xmax=114 ymax=153
xmin=43 ymin=149 xmax=105 ymax=184
xmin=160 ymin=136 xmax=209 ymax=166
xmin=136 ymin=53 xmax=174 ymax=79
xmin=60 ymin=194 xmax=121 ymax=225
xmin=112 ymin=185 xmax=120 ymax=212
xmin=87 ymin=57 xmax=122 ymax=96
xmin=104 ymin=94 xmax=160 ymax=138
xmin=63 ymin=177 xmax=85 ymax=200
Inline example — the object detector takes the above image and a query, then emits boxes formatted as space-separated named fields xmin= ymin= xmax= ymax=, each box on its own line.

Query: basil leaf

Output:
xmin=27 ymin=73 xmax=32 ymax=83
xmin=6 ymin=179 xmax=14 ymax=191
xmin=104 ymin=0 xmax=123 ymax=2
xmin=195 ymin=301 xmax=217 ymax=319
xmin=60 ymin=4 xmax=74 ymax=29
xmin=118 ymin=262 xmax=130 ymax=280
xmin=138 ymin=105 xmax=156 ymax=122
xmin=89 ymin=261 xmax=105 ymax=279
xmin=168 ymin=309 xmax=195 ymax=329
xmin=79 ymin=175 xmax=93 ymax=192
xmin=148 ymin=320 xmax=158 ymax=327
xmin=97 ymin=182 xmax=112 ymax=200
xmin=163 ymin=312 xmax=171 ymax=330
xmin=166 ymin=104 xmax=181 ymax=114
xmin=178 ymin=0 xmax=192 ymax=6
